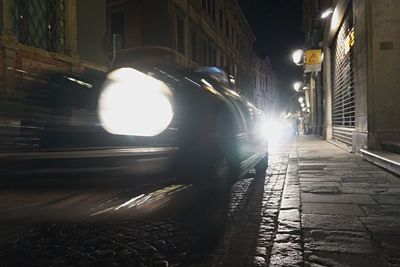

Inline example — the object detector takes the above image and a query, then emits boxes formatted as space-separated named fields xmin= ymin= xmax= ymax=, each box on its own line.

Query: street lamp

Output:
xmin=321 ymin=8 xmax=334 ymax=19
xmin=293 ymin=81 xmax=302 ymax=91
xmin=298 ymin=97 xmax=304 ymax=103
xmin=292 ymin=49 xmax=304 ymax=65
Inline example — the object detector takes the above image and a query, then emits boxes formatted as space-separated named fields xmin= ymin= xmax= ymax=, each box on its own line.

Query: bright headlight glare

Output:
xmin=98 ymin=68 xmax=174 ymax=136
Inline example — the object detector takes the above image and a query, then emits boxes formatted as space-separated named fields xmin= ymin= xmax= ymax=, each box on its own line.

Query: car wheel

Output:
xmin=255 ymin=154 xmax=268 ymax=177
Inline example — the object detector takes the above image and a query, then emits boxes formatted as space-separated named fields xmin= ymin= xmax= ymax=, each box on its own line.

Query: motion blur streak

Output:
xmin=98 ymin=68 xmax=174 ymax=136
xmin=90 ymin=184 xmax=192 ymax=217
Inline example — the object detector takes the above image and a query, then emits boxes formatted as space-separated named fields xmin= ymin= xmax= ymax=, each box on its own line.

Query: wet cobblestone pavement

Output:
xmin=1 ymin=137 xmax=400 ymax=266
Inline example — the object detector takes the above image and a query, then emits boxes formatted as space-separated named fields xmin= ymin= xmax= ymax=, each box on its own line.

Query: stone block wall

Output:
xmin=352 ymin=0 xmax=369 ymax=152
xmin=368 ymin=0 xmax=400 ymax=148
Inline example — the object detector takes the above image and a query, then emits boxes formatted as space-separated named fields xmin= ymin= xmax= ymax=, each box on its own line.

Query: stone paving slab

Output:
xmin=302 ymin=214 xmax=365 ymax=230
xmin=302 ymin=203 xmax=365 ymax=216
xmin=304 ymin=230 xmax=375 ymax=254
xmin=372 ymin=195 xmax=400 ymax=205
xmin=305 ymin=251 xmax=385 ymax=267
xmin=359 ymin=216 xmax=400 ymax=238
xmin=360 ymin=204 xmax=400 ymax=216
xmin=301 ymin=182 xmax=341 ymax=187
xmin=301 ymin=193 xmax=377 ymax=204
xmin=296 ymin=136 xmax=400 ymax=267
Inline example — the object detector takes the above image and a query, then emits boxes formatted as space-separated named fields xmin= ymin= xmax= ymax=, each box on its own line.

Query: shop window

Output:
xmin=12 ymin=0 xmax=65 ymax=53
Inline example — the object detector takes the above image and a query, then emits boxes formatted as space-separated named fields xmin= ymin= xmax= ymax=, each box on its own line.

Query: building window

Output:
xmin=12 ymin=0 xmax=65 ymax=53
xmin=226 ymin=19 xmax=230 ymax=37
xmin=219 ymin=10 xmax=223 ymax=30
xmin=207 ymin=0 xmax=212 ymax=16
xmin=202 ymin=38 xmax=208 ymax=65
xmin=202 ymin=38 xmax=216 ymax=66
xmin=110 ymin=11 xmax=125 ymax=49
xmin=211 ymin=0 xmax=216 ymax=21
xmin=209 ymin=45 xmax=216 ymax=66
xmin=190 ymin=29 xmax=198 ymax=63
xmin=203 ymin=0 xmax=215 ymax=20
xmin=176 ymin=13 xmax=185 ymax=55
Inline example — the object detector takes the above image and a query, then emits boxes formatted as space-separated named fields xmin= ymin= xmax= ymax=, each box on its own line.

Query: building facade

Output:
xmin=0 ymin=0 xmax=108 ymax=94
xmin=252 ymin=54 xmax=266 ymax=110
xmin=107 ymin=0 xmax=256 ymax=96
xmin=252 ymin=54 xmax=279 ymax=117
xmin=264 ymin=57 xmax=279 ymax=118
xmin=303 ymin=0 xmax=400 ymax=153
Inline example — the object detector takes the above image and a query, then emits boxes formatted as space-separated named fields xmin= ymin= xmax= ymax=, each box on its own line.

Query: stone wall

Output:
xmin=77 ymin=0 xmax=108 ymax=66
xmin=368 ymin=0 xmax=400 ymax=148
xmin=0 ymin=48 xmax=4 ymax=91
xmin=352 ymin=0 xmax=369 ymax=152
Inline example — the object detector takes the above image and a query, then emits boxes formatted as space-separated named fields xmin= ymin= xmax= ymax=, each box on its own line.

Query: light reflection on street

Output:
xmin=90 ymin=184 xmax=192 ymax=217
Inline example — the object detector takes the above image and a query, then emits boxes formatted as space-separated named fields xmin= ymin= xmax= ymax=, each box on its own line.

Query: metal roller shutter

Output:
xmin=331 ymin=7 xmax=355 ymax=146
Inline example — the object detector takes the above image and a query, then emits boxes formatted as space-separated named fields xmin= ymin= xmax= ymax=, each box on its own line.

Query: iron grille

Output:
xmin=12 ymin=0 xmax=65 ymax=53
xmin=331 ymin=7 xmax=355 ymax=144
xmin=331 ymin=7 xmax=355 ymax=128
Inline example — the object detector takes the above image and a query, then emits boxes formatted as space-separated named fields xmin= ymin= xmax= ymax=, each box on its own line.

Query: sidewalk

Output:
xmin=271 ymin=136 xmax=400 ymax=266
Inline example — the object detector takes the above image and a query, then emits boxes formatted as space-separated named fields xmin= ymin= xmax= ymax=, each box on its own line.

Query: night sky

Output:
xmin=238 ymin=0 xmax=304 ymax=108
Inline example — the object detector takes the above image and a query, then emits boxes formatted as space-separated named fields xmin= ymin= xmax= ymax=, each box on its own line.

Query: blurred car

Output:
xmin=0 ymin=66 xmax=268 ymax=189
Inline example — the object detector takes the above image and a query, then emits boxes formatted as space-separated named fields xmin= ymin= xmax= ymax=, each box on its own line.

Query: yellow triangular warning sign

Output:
xmin=309 ymin=53 xmax=318 ymax=63
xmin=306 ymin=49 xmax=322 ymax=65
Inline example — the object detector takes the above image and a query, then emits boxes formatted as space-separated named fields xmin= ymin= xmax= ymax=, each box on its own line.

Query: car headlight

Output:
xmin=98 ymin=67 xmax=174 ymax=136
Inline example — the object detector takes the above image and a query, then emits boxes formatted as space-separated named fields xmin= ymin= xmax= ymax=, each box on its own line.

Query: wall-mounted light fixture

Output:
xmin=321 ymin=8 xmax=334 ymax=19
xmin=293 ymin=81 xmax=303 ymax=91
xmin=292 ymin=49 xmax=304 ymax=65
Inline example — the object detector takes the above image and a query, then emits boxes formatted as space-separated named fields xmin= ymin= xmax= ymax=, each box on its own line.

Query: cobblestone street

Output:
xmin=1 ymin=136 xmax=400 ymax=266
xmin=186 ymin=136 xmax=400 ymax=266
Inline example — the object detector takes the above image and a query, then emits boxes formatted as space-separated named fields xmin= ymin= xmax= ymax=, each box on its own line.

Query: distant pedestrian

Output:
xmin=303 ymin=115 xmax=310 ymax=135
xmin=291 ymin=115 xmax=300 ymax=136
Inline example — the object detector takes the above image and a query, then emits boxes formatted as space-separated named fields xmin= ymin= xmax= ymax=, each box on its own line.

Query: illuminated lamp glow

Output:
xmin=98 ymin=68 xmax=174 ymax=136
xmin=292 ymin=49 xmax=304 ymax=65
xmin=321 ymin=8 xmax=334 ymax=19
xmin=293 ymin=81 xmax=302 ymax=91
xmin=298 ymin=97 xmax=304 ymax=103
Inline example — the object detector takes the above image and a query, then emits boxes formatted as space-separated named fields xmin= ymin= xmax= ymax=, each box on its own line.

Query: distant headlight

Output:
xmin=98 ymin=68 xmax=174 ymax=136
